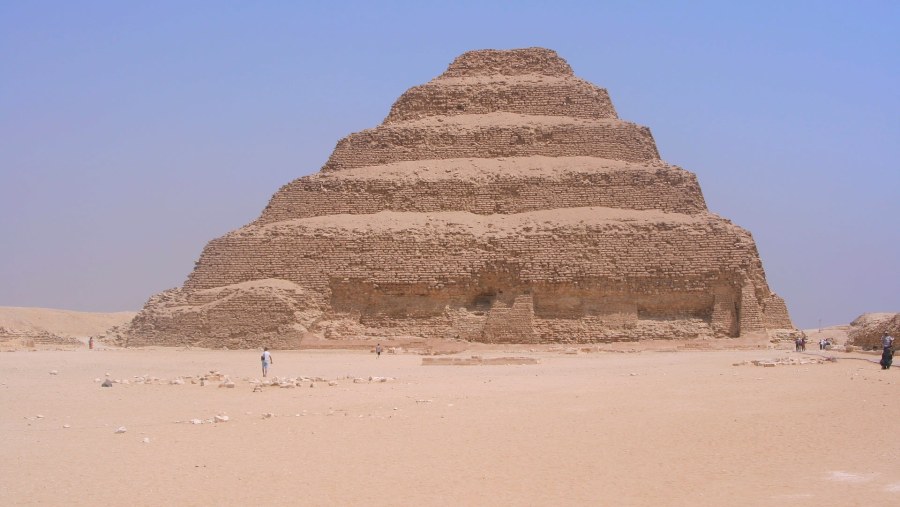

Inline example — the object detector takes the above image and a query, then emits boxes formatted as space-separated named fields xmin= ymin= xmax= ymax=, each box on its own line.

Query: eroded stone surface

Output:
xmin=114 ymin=47 xmax=794 ymax=347
xmin=847 ymin=313 xmax=900 ymax=350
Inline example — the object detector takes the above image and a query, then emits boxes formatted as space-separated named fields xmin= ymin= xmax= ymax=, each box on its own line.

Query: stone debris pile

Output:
xmin=183 ymin=414 xmax=230 ymax=425
xmin=0 ymin=326 xmax=82 ymax=349
xmin=93 ymin=370 xmax=397 ymax=391
xmin=734 ymin=356 xmax=837 ymax=367
xmin=422 ymin=356 xmax=540 ymax=366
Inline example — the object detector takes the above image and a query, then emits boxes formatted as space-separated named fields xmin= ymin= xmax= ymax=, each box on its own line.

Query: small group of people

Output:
xmin=880 ymin=332 xmax=894 ymax=370
xmin=818 ymin=338 xmax=832 ymax=350
xmin=794 ymin=336 xmax=807 ymax=352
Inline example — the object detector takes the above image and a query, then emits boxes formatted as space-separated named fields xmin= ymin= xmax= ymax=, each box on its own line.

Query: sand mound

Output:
xmin=0 ymin=307 xmax=136 ymax=350
xmin=0 ymin=307 xmax=136 ymax=337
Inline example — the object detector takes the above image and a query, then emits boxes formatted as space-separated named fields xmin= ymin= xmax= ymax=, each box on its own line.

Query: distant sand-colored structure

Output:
xmin=0 ymin=307 xmax=135 ymax=350
xmin=116 ymin=48 xmax=794 ymax=348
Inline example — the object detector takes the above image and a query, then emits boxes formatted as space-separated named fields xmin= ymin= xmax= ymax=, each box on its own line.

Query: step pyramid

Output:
xmin=121 ymin=48 xmax=793 ymax=348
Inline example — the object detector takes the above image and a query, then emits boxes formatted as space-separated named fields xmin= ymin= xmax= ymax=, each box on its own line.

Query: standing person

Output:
xmin=375 ymin=343 xmax=383 ymax=359
xmin=88 ymin=336 xmax=94 ymax=350
xmin=261 ymin=347 xmax=273 ymax=377
xmin=881 ymin=332 xmax=895 ymax=370
xmin=800 ymin=336 xmax=807 ymax=352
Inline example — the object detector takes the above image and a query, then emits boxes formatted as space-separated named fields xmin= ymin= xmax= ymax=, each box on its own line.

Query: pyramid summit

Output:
xmin=118 ymin=47 xmax=793 ymax=348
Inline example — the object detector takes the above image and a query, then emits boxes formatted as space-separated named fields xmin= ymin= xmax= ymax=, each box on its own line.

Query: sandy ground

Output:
xmin=1 ymin=346 xmax=898 ymax=506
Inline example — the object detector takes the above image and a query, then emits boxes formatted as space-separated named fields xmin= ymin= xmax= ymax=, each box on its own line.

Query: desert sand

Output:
xmin=0 ymin=306 xmax=135 ymax=340
xmin=2 ymin=345 xmax=898 ymax=506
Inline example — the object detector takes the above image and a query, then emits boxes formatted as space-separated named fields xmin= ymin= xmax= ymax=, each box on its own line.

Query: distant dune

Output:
xmin=0 ymin=306 xmax=136 ymax=338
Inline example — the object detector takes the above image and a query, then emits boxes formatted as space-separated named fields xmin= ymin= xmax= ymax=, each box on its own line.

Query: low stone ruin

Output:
xmin=847 ymin=313 xmax=900 ymax=350
xmin=0 ymin=326 xmax=82 ymax=349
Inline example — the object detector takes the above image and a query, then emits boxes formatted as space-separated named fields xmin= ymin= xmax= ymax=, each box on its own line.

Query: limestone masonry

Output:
xmin=118 ymin=48 xmax=794 ymax=348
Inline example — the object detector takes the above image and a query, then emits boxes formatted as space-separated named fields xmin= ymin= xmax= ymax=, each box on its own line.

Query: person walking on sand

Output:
xmin=375 ymin=343 xmax=383 ymax=358
xmin=261 ymin=347 xmax=273 ymax=377
xmin=881 ymin=332 xmax=894 ymax=370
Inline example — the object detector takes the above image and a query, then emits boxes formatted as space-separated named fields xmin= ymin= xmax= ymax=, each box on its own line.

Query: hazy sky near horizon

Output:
xmin=1 ymin=1 xmax=898 ymax=329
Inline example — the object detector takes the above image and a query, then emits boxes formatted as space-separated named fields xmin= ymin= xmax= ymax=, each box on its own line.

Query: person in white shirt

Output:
xmin=261 ymin=347 xmax=274 ymax=377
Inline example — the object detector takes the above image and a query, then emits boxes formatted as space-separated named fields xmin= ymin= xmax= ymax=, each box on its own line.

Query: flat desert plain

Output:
xmin=1 ymin=347 xmax=898 ymax=506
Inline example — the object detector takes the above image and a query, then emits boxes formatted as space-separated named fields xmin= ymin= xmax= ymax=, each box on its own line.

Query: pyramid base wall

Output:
xmin=117 ymin=276 xmax=792 ymax=347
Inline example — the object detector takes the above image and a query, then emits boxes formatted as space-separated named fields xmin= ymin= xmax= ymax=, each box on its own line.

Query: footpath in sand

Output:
xmin=1 ymin=347 xmax=898 ymax=506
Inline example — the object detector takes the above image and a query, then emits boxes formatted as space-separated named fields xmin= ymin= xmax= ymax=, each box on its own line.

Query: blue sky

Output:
xmin=1 ymin=1 xmax=898 ymax=328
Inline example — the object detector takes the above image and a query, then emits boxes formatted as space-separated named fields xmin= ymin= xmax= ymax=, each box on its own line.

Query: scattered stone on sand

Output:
xmin=142 ymin=437 xmax=150 ymax=443
xmin=422 ymin=356 xmax=539 ymax=366
xmin=262 ymin=413 xmax=274 ymax=419
xmin=214 ymin=415 xmax=229 ymax=423
xmin=49 ymin=370 xmax=58 ymax=375
xmin=87 ymin=370 xmax=400 ymax=393
xmin=734 ymin=357 xmax=837 ymax=367
xmin=63 ymin=424 xmax=71 ymax=428
xmin=189 ymin=419 xmax=203 ymax=425
xmin=114 ymin=426 xmax=126 ymax=434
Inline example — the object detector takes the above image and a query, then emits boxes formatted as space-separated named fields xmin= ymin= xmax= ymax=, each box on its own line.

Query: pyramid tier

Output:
xmin=258 ymin=157 xmax=706 ymax=224
xmin=385 ymin=76 xmax=617 ymax=123
xmin=190 ymin=208 xmax=760 ymax=293
xmin=439 ymin=47 xmax=574 ymax=78
xmin=323 ymin=113 xmax=659 ymax=171
xmin=175 ymin=208 xmax=789 ymax=342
